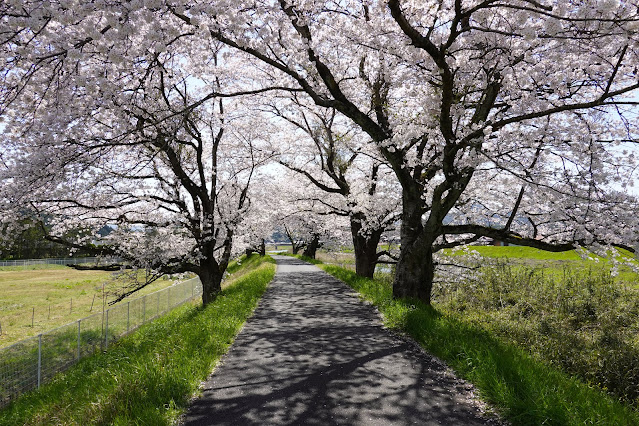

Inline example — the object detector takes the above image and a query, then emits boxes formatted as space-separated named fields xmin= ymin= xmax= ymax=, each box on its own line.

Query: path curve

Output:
xmin=183 ymin=256 xmax=498 ymax=425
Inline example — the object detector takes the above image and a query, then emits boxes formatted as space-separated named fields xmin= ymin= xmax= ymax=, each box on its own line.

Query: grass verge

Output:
xmin=0 ymin=254 xmax=275 ymax=425
xmin=317 ymin=263 xmax=639 ymax=426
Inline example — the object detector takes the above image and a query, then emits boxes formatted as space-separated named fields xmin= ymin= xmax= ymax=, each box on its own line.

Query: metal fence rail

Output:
xmin=0 ymin=277 xmax=202 ymax=408
xmin=0 ymin=257 xmax=121 ymax=267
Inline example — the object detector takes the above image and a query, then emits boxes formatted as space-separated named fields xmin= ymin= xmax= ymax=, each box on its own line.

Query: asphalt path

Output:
xmin=183 ymin=256 xmax=498 ymax=425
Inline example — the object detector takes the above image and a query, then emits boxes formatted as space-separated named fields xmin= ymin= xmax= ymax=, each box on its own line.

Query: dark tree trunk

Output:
xmin=292 ymin=243 xmax=302 ymax=255
xmin=392 ymin=189 xmax=435 ymax=304
xmin=393 ymin=240 xmax=434 ymax=303
xmin=350 ymin=215 xmax=383 ymax=279
xmin=302 ymin=233 xmax=321 ymax=259
xmin=259 ymin=238 xmax=265 ymax=256
xmin=199 ymin=259 xmax=223 ymax=306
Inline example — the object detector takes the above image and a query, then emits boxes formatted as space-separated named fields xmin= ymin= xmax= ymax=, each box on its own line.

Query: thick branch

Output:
xmin=442 ymin=224 xmax=581 ymax=252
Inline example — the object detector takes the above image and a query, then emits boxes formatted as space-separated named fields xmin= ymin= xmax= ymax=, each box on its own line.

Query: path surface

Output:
xmin=183 ymin=256 xmax=497 ymax=425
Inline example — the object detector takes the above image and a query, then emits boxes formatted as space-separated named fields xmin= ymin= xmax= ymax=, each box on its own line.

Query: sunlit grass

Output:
xmin=0 ymin=265 xmax=184 ymax=348
xmin=449 ymin=246 xmax=639 ymax=288
xmin=0 ymin=255 xmax=276 ymax=425
xmin=0 ymin=264 xmax=69 ymax=272
xmin=455 ymin=245 xmax=586 ymax=260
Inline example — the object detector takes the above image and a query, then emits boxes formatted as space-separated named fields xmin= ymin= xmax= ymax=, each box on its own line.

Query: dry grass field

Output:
xmin=0 ymin=264 xmax=178 ymax=348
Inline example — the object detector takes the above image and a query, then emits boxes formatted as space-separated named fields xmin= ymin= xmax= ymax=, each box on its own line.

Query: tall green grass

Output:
xmin=438 ymin=262 xmax=639 ymax=409
xmin=0 ymin=255 xmax=275 ymax=425
xmin=319 ymin=264 xmax=639 ymax=426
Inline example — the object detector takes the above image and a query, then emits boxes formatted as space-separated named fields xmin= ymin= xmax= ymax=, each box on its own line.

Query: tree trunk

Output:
xmin=259 ymin=238 xmax=265 ymax=256
xmin=303 ymin=233 xmax=321 ymax=259
xmin=393 ymin=241 xmax=434 ymax=303
xmin=199 ymin=261 xmax=223 ymax=306
xmin=350 ymin=215 xmax=383 ymax=279
xmin=392 ymin=189 xmax=435 ymax=304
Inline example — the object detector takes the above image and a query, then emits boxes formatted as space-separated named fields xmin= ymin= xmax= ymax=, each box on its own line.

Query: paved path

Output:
xmin=183 ymin=256 xmax=497 ymax=425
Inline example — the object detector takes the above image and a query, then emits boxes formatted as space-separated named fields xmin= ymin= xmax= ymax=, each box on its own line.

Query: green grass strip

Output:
xmin=0 ymin=255 xmax=276 ymax=425
xmin=449 ymin=245 xmax=585 ymax=260
xmin=319 ymin=264 xmax=639 ymax=426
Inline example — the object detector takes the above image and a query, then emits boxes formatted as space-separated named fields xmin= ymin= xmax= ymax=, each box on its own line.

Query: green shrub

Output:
xmin=436 ymin=262 xmax=639 ymax=408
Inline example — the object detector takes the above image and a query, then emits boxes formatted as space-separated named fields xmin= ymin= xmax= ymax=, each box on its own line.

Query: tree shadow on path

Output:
xmin=184 ymin=256 xmax=496 ymax=425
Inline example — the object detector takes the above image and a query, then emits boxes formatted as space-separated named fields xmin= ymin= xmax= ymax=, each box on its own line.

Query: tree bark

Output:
xmin=392 ymin=189 xmax=435 ymax=304
xmin=199 ymin=260 xmax=223 ymax=306
xmin=302 ymin=233 xmax=321 ymax=259
xmin=393 ymin=240 xmax=434 ymax=303
xmin=350 ymin=215 xmax=383 ymax=278
xmin=259 ymin=238 xmax=266 ymax=256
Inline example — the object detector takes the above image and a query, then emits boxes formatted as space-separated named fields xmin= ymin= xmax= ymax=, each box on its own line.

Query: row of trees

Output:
xmin=1 ymin=1 xmax=638 ymax=305
xmin=0 ymin=220 xmax=93 ymax=259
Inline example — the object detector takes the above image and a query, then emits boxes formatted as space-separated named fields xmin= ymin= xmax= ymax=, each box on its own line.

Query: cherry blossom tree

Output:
xmin=194 ymin=0 xmax=639 ymax=303
xmin=269 ymin=99 xmax=400 ymax=276
xmin=282 ymin=213 xmax=323 ymax=257
xmin=236 ymin=181 xmax=282 ymax=256
xmin=2 ymin=0 xmax=639 ymax=306
xmin=2 ymin=91 xmax=273 ymax=304
xmin=271 ymin=173 xmax=351 ymax=258
xmin=0 ymin=9 xmax=275 ymax=304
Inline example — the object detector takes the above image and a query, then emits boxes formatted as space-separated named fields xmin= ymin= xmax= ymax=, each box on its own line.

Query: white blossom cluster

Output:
xmin=1 ymin=0 xmax=638 ymax=300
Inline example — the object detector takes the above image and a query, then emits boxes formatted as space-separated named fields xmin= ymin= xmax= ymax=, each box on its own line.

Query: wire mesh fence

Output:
xmin=0 ymin=257 xmax=121 ymax=267
xmin=0 ymin=277 xmax=202 ymax=408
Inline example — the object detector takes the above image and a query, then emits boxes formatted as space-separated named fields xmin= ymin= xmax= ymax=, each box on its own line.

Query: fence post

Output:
xmin=77 ymin=320 xmax=81 ymax=361
xmin=127 ymin=302 xmax=130 ymax=332
xmin=105 ymin=309 xmax=109 ymax=350
xmin=37 ymin=334 xmax=42 ymax=389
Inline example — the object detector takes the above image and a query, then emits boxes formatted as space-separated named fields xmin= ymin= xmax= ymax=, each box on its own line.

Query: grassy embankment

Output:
xmin=0 ymin=254 xmax=275 ymax=425
xmin=317 ymin=244 xmax=639 ymax=284
xmin=0 ymin=265 xmax=181 ymax=348
xmin=438 ymin=245 xmax=639 ymax=412
xmin=450 ymin=245 xmax=639 ymax=285
xmin=293 ymin=250 xmax=639 ymax=425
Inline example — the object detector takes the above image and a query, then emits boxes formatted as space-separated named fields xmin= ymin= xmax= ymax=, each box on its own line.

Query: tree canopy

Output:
xmin=1 ymin=0 xmax=638 ymax=304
